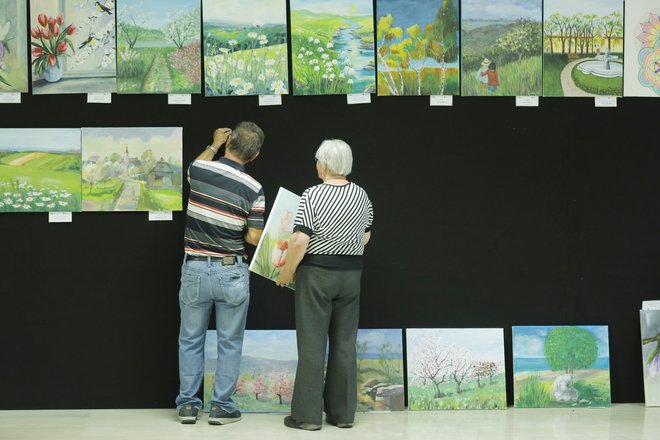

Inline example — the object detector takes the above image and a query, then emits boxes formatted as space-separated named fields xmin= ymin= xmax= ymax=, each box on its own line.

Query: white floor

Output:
xmin=1 ymin=404 xmax=658 ymax=440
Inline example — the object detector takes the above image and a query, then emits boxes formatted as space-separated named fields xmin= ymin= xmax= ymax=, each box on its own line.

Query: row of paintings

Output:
xmin=0 ymin=0 xmax=657 ymax=97
xmin=0 ymin=127 xmax=182 ymax=213
xmin=203 ymin=326 xmax=626 ymax=413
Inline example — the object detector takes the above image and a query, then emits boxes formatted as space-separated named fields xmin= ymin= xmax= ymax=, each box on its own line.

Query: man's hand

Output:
xmin=212 ymin=128 xmax=232 ymax=148
xmin=276 ymin=268 xmax=295 ymax=287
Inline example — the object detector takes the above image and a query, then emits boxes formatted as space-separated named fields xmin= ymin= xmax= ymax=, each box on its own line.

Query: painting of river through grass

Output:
xmin=291 ymin=0 xmax=375 ymax=95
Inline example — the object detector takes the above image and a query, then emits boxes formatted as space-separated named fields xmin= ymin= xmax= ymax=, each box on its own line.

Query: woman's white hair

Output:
xmin=315 ymin=139 xmax=353 ymax=176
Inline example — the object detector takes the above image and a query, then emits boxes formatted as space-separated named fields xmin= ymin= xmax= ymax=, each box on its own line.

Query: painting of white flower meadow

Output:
xmin=0 ymin=129 xmax=81 ymax=213
xmin=202 ymin=0 xmax=289 ymax=96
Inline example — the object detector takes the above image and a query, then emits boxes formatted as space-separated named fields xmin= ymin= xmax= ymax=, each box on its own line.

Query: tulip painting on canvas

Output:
xmin=0 ymin=1 xmax=29 ymax=93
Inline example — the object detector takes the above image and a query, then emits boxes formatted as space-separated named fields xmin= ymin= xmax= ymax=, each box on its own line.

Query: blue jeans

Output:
xmin=175 ymin=255 xmax=250 ymax=412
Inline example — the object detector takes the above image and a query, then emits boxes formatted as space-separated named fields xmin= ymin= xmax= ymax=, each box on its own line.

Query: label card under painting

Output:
xmin=87 ymin=93 xmax=112 ymax=104
xmin=347 ymin=93 xmax=371 ymax=105
xmin=168 ymin=94 xmax=192 ymax=105
xmin=259 ymin=95 xmax=283 ymax=106
xmin=430 ymin=95 xmax=453 ymax=106
xmin=49 ymin=212 xmax=72 ymax=223
xmin=0 ymin=93 xmax=21 ymax=104
xmin=149 ymin=210 xmax=173 ymax=221
xmin=595 ymin=96 xmax=617 ymax=107
xmin=516 ymin=96 xmax=540 ymax=107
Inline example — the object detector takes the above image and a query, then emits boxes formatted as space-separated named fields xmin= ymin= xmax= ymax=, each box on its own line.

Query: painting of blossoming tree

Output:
xmin=640 ymin=310 xmax=660 ymax=406
xmin=0 ymin=1 xmax=29 ymax=93
xmin=291 ymin=0 xmax=376 ymax=95
xmin=0 ymin=129 xmax=81 ymax=213
xmin=117 ymin=0 xmax=200 ymax=94
xmin=203 ymin=0 xmax=289 ymax=96
xmin=249 ymin=187 xmax=299 ymax=289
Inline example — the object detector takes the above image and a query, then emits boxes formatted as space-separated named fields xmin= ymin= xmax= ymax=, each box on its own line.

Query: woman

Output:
xmin=276 ymin=139 xmax=373 ymax=431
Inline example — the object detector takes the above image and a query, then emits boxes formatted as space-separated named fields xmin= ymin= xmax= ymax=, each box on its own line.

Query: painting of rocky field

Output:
xmin=291 ymin=0 xmax=375 ymax=95
xmin=203 ymin=0 xmax=288 ymax=96
xmin=641 ymin=310 xmax=660 ymax=406
xmin=357 ymin=329 xmax=405 ymax=411
xmin=623 ymin=1 xmax=660 ymax=97
xmin=0 ymin=129 xmax=81 ymax=213
xmin=513 ymin=326 xmax=611 ymax=408
xmin=406 ymin=328 xmax=506 ymax=410
xmin=0 ymin=1 xmax=28 ymax=93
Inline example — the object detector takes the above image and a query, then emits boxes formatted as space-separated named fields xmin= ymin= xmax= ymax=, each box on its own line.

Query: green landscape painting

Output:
xmin=357 ymin=329 xmax=405 ymax=411
xmin=203 ymin=0 xmax=289 ymax=96
xmin=406 ymin=328 xmax=507 ymax=410
xmin=461 ymin=0 xmax=542 ymax=96
xmin=513 ymin=326 xmax=611 ymax=408
xmin=543 ymin=0 xmax=623 ymax=97
xmin=377 ymin=0 xmax=459 ymax=96
xmin=117 ymin=0 xmax=200 ymax=94
xmin=0 ymin=1 xmax=28 ymax=93
xmin=0 ymin=129 xmax=81 ymax=213
xmin=81 ymin=127 xmax=182 ymax=212
xmin=291 ymin=0 xmax=376 ymax=95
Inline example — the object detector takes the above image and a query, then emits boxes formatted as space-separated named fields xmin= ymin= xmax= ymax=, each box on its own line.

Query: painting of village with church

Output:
xmin=81 ymin=127 xmax=182 ymax=211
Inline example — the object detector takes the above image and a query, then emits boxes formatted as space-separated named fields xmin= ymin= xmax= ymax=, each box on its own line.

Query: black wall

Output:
xmin=1 ymin=90 xmax=658 ymax=409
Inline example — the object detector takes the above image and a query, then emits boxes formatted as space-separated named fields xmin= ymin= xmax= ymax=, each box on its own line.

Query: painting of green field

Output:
xmin=0 ymin=1 xmax=28 ymax=93
xmin=0 ymin=129 xmax=81 ymax=213
xmin=203 ymin=0 xmax=288 ymax=96
xmin=357 ymin=329 xmax=404 ymax=411
xmin=406 ymin=328 xmax=506 ymax=410
xmin=81 ymin=127 xmax=182 ymax=212
xmin=377 ymin=0 xmax=459 ymax=96
xmin=291 ymin=0 xmax=375 ymax=95
xmin=117 ymin=0 xmax=200 ymax=94
xmin=513 ymin=326 xmax=611 ymax=408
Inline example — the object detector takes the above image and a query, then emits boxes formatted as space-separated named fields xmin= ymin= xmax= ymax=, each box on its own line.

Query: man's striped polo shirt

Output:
xmin=184 ymin=157 xmax=265 ymax=257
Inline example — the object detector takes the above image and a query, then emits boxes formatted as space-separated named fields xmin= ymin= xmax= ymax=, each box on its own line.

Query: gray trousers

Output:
xmin=290 ymin=265 xmax=362 ymax=425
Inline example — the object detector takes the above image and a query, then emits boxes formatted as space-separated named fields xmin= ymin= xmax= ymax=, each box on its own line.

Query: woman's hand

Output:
xmin=276 ymin=268 xmax=295 ymax=287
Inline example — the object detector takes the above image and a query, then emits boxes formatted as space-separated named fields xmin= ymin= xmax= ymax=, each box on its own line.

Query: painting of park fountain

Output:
xmin=461 ymin=0 xmax=542 ymax=96
xmin=641 ymin=310 xmax=660 ymax=406
xmin=376 ymin=0 xmax=459 ymax=96
xmin=623 ymin=2 xmax=660 ymax=97
xmin=0 ymin=1 xmax=29 ymax=93
xmin=406 ymin=328 xmax=506 ymax=410
xmin=81 ymin=127 xmax=182 ymax=212
xmin=290 ymin=0 xmax=375 ymax=95
xmin=513 ymin=326 xmax=611 ymax=408
xmin=0 ymin=129 xmax=81 ymax=213
xmin=202 ymin=0 xmax=289 ymax=96
xmin=543 ymin=0 xmax=623 ymax=97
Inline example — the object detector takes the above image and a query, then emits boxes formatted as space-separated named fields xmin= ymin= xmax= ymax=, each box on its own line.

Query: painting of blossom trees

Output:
xmin=204 ymin=330 xmax=297 ymax=413
xmin=624 ymin=1 xmax=660 ymax=97
xmin=291 ymin=0 xmax=376 ymax=95
xmin=0 ymin=1 xmax=28 ymax=93
xmin=357 ymin=329 xmax=405 ymax=412
xmin=203 ymin=0 xmax=289 ymax=96
xmin=377 ymin=0 xmax=459 ymax=96
xmin=406 ymin=328 xmax=506 ymax=410
xmin=640 ymin=310 xmax=660 ymax=406
xmin=249 ymin=187 xmax=299 ymax=289
xmin=30 ymin=0 xmax=116 ymax=94
xmin=513 ymin=326 xmax=611 ymax=408
xmin=117 ymin=0 xmax=200 ymax=94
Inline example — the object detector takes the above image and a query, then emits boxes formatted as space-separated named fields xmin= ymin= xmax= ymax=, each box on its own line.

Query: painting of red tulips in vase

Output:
xmin=249 ymin=187 xmax=300 ymax=290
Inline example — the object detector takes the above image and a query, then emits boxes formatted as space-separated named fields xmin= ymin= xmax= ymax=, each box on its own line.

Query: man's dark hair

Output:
xmin=228 ymin=121 xmax=265 ymax=162
xmin=489 ymin=62 xmax=497 ymax=70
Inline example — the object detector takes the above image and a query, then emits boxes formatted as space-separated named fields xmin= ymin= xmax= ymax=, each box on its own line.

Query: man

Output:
xmin=176 ymin=122 xmax=265 ymax=425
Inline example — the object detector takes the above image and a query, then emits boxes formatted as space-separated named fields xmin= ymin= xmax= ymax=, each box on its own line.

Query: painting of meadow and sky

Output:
xmin=291 ymin=0 xmax=375 ymax=95
xmin=377 ymin=0 xmax=459 ymax=96
xmin=0 ymin=129 xmax=81 ymax=213
xmin=513 ymin=326 xmax=611 ymax=408
xmin=203 ymin=0 xmax=289 ymax=96
xmin=117 ymin=0 xmax=200 ymax=94
xmin=0 ymin=1 xmax=28 ymax=93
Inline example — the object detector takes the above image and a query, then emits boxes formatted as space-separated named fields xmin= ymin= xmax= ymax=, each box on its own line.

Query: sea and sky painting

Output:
xmin=0 ymin=1 xmax=28 ymax=93
xmin=406 ymin=329 xmax=507 ymax=410
xmin=117 ymin=0 xmax=200 ymax=94
xmin=641 ymin=310 xmax=660 ymax=406
xmin=624 ymin=1 xmax=660 ymax=97
xmin=376 ymin=0 xmax=459 ymax=96
xmin=290 ymin=0 xmax=376 ymax=95
xmin=81 ymin=127 xmax=182 ymax=212
xmin=0 ymin=129 xmax=81 ymax=213
xmin=461 ymin=0 xmax=542 ymax=96
xmin=203 ymin=0 xmax=289 ymax=96
xmin=513 ymin=326 xmax=611 ymax=408
xmin=543 ymin=0 xmax=624 ymax=97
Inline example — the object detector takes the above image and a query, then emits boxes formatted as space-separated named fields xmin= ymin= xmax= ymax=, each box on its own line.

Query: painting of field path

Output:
xmin=117 ymin=0 xmax=200 ymax=94
xmin=357 ymin=329 xmax=405 ymax=411
xmin=406 ymin=329 xmax=506 ymax=410
xmin=203 ymin=0 xmax=289 ymax=96
xmin=0 ymin=1 xmax=28 ymax=93
xmin=624 ymin=1 xmax=660 ymax=97
xmin=204 ymin=330 xmax=297 ymax=413
xmin=0 ymin=129 xmax=81 ymax=213
xmin=543 ymin=0 xmax=623 ymax=97
xmin=376 ymin=0 xmax=459 ymax=96
xmin=81 ymin=127 xmax=182 ymax=212
xmin=291 ymin=0 xmax=376 ymax=95
xmin=513 ymin=326 xmax=611 ymax=408
xmin=641 ymin=310 xmax=660 ymax=406
xmin=461 ymin=0 xmax=542 ymax=96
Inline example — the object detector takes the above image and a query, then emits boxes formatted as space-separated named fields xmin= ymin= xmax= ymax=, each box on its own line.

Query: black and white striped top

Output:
xmin=293 ymin=182 xmax=373 ymax=258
